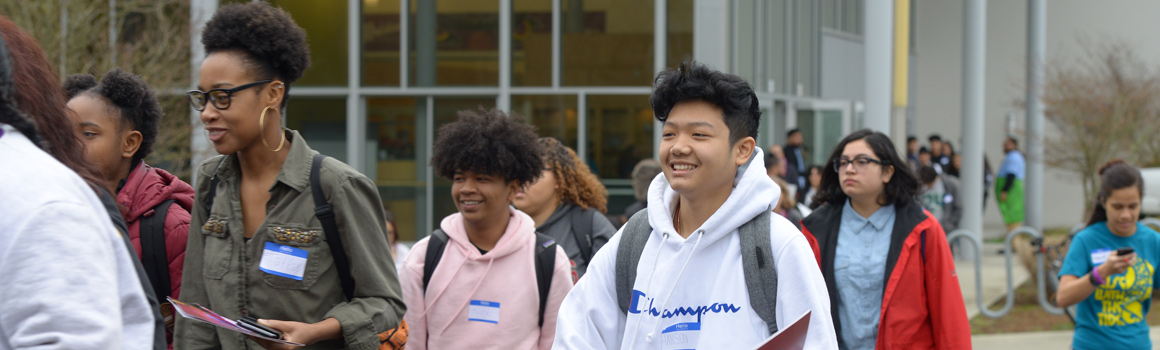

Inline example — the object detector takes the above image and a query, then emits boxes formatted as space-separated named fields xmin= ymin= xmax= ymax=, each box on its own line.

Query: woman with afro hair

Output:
xmin=65 ymin=69 xmax=195 ymax=346
xmin=399 ymin=109 xmax=573 ymax=350
xmin=176 ymin=3 xmax=403 ymax=349
xmin=513 ymin=137 xmax=616 ymax=278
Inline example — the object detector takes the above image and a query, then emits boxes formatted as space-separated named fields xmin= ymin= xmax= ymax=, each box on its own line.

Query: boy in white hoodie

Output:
xmin=400 ymin=109 xmax=573 ymax=350
xmin=553 ymin=61 xmax=838 ymax=349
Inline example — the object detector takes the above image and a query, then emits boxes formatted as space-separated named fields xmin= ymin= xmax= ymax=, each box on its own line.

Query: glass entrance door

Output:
xmin=793 ymin=100 xmax=851 ymax=168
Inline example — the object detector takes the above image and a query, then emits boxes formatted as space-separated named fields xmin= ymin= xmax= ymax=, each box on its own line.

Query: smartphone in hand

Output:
xmin=1116 ymin=247 xmax=1135 ymax=256
xmin=237 ymin=316 xmax=282 ymax=340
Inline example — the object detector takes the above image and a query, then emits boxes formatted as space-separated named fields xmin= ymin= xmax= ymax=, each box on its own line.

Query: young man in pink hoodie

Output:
xmin=400 ymin=108 xmax=573 ymax=350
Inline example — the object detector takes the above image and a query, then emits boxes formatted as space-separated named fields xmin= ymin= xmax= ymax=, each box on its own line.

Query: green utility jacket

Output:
xmin=175 ymin=130 xmax=403 ymax=350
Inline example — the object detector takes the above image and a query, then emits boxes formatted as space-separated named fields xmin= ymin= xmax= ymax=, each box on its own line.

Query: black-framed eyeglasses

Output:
xmin=186 ymin=80 xmax=273 ymax=111
xmin=833 ymin=156 xmax=887 ymax=172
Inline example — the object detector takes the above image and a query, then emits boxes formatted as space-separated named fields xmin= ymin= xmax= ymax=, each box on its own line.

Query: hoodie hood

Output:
xmin=439 ymin=206 xmax=538 ymax=260
xmin=538 ymin=201 xmax=577 ymax=230
xmin=647 ymin=148 xmax=779 ymax=246
xmin=118 ymin=162 xmax=195 ymax=222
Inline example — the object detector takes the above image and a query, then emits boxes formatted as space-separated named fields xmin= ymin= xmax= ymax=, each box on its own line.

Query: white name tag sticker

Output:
xmin=259 ymin=242 xmax=308 ymax=280
xmin=1091 ymin=248 xmax=1112 ymax=266
xmin=468 ymin=300 xmax=500 ymax=324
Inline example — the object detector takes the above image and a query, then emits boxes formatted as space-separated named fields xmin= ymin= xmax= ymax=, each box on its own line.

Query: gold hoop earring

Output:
xmin=259 ymin=106 xmax=285 ymax=152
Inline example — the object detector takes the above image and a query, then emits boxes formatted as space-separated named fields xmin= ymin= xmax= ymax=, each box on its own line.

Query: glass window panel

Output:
xmin=562 ymin=0 xmax=653 ymax=86
xmin=513 ymin=0 xmax=553 ymax=86
xmin=409 ymin=0 xmax=499 ymax=87
xmin=823 ymin=0 xmax=837 ymax=30
xmin=512 ymin=95 xmax=579 ymax=149
xmin=586 ymin=95 xmax=653 ymax=179
xmin=733 ymin=0 xmax=757 ymax=85
xmin=666 ymin=0 xmax=693 ymax=69
xmin=431 ymin=97 xmax=499 ymax=229
xmin=796 ymin=0 xmax=816 ymax=96
xmin=767 ymin=0 xmax=787 ymax=93
xmin=366 ymin=97 xmax=428 ymax=242
xmin=272 ymin=0 xmax=348 ymax=86
xmin=286 ymin=98 xmax=348 ymax=162
xmin=363 ymin=0 xmax=403 ymax=86
xmin=847 ymin=0 xmax=862 ymax=35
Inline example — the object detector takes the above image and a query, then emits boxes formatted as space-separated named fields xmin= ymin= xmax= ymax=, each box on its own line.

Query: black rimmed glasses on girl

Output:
xmin=833 ymin=157 xmax=887 ymax=172
xmin=186 ymin=80 xmax=273 ymax=111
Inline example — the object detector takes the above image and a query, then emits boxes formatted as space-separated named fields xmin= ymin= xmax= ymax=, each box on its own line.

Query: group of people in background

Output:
xmin=1 ymin=2 xmax=1155 ymax=350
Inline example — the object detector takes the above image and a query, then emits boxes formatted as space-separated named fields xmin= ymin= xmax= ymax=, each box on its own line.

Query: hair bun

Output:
xmin=97 ymin=68 xmax=148 ymax=109
xmin=63 ymin=74 xmax=97 ymax=99
xmin=1099 ymin=159 xmax=1128 ymax=175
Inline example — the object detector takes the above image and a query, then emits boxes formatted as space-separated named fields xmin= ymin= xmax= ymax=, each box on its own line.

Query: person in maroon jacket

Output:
xmin=800 ymin=129 xmax=970 ymax=350
xmin=64 ymin=68 xmax=194 ymax=346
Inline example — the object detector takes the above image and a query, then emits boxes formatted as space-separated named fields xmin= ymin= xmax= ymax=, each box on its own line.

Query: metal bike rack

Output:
xmin=947 ymin=226 xmax=1064 ymax=318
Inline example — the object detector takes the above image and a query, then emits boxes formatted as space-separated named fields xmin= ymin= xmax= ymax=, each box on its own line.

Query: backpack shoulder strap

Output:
xmin=739 ymin=208 xmax=778 ymax=334
xmin=616 ymin=209 xmax=652 ymax=315
xmin=569 ymin=207 xmax=594 ymax=261
xmin=203 ymin=156 xmax=228 ymax=215
xmin=534 ymin=232 xmax=558 ymax=327
xmin=422 ymin=229 xmax=450 ymax=294
xmin=310 ymin=153 xmax=355 ymax=301
xmin=921 ymin=229 xmax=927 ymax=265
xmin=141 ymin=198 xmax=176 ymax=300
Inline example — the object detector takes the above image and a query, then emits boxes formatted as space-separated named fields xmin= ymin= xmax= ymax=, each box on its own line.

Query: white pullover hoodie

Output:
xmin=553 ymin=149 xmax=838 ymax=349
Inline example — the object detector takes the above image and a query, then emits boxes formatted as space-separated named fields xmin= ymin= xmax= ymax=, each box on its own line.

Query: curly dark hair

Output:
xmin=814 ymin=129 xmax=921 ymax=208
xmin=1087 ymin=159 xmax=1144 ymax=226
xmin=202 ymin=2 xmax=310 ymax=108
xmin=64 ymin=69 xmax=162 ymax=164
xmin=430 ymin=108 xmax=544 ymax=187
xmin=651 ymin=61 xmax=761 ymax=145
xmin=540 ymin=137 xmax=608 ymax=213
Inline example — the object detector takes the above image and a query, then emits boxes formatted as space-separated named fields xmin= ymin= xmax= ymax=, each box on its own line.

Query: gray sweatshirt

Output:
xmin=535 ymin=202 xmax=616 ymax=278
xmin=0 ymin=124 xmax=154 ymax=349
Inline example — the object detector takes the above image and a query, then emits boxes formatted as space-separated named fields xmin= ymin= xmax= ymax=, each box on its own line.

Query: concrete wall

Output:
xmin=912 ymin=0 xmax=1160 ymax=234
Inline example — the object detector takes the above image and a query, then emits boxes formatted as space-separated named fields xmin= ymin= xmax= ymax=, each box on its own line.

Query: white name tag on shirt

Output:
xmin=1091 ymin=248 xmax=1112 ymax=266
xmin=660 ymin=321 xmax=701 ymax=350
xmin=468 ymin=300 xmax=500 ymax=324
xmin=259 ymin=242 xmax=308 ymax=280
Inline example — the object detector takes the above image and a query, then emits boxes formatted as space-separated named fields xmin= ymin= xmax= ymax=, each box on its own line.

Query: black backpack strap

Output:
xmin=616 ymin=209 xmax=652 ymax=314
xmin=203 ymin=156 xmax=228 ymax=215
xmin=739 ymin=208 xmax=778 ymax=334
xmin=569 ymin=207 xmax=594 ymax=261
xmin=311 ymin=154 xmax=355 ymax=301
xmin=422 ymin=229 xmax=450 ymax=294
xmin=141 ymin=198 xmax=176 ymax=300
xmin=534 ymin=233 xmax=558 ymax=327
xmin=921 ymin=229 xmax=927 ymax=265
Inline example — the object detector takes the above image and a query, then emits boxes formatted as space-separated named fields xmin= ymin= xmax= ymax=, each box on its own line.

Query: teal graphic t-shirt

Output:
xmin=1059 ymin=222 xmax=1160 ymax=350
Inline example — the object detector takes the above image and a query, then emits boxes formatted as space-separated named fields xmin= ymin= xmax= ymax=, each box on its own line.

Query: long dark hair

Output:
xmin=813 ymin=129 xmax=921 ymax=208
xmin=1087 ymin=159 xmax=1144 ymax=226
xmin=0 ymin=16 xmax=106 ymax=193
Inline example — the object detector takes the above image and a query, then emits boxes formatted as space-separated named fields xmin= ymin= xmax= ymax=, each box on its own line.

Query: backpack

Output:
xmin=614 ymin=208 xmax=781 ymax=334
xmin=421 ymin=229 xmax=558 ymax=327
xmin=206 ymin=154 xmax=407 ymax=349
xmin=568 ymin=207 xmax=594 ymax=262
xmin=140 ymin=198 xmax=177 ymax=334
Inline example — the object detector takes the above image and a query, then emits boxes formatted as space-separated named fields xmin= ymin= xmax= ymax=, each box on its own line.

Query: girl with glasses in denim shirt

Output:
xmin=800 ymin=129 xmax=971 ymax=350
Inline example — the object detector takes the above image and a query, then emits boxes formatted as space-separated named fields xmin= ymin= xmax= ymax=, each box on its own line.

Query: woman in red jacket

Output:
xmin=800 ymin=129 xmax=970 ymax=349
xmin=64 ymin=69 xmax=194 ymax=345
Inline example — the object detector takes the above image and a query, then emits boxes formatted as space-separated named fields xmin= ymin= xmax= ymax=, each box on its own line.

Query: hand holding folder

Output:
xmin=168 ymin=297 xmax=305 ymax=347
xmin=751 ymin=310 xmax=811 ymax=350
